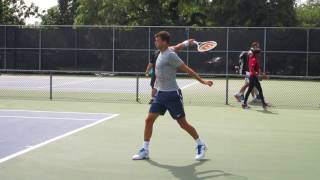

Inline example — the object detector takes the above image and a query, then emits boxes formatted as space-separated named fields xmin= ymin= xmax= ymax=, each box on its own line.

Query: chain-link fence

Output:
xmin=1 ymin=25 xmax=320 ymax=75
xmin=0 ymin=25 xmax=319 ymax=109
xmin=0 ymin=70 xmax=319 ymax=109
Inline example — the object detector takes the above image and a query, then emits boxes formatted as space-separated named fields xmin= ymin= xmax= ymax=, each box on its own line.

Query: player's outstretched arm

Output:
xmin=178 ymin=64 xmax=213 ymax=87
xmin=170 ymin=39 xmax=195 ymax=52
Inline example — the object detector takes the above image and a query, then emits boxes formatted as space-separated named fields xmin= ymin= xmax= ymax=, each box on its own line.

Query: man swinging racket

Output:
xmin=133 ymin=31 xmax=213 ymax=161
xmin=145 ymin=39 xmax=196 ymax=104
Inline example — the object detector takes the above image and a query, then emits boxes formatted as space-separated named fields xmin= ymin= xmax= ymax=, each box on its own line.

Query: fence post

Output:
xmin=148 ymin=27 xmax=151 ymax=62
xmin=74 ymin=26 xmax=79 ymax=70
xmin=186 ymin=27 xmax=190 ymax=66
xmin=112 ymin=27 xmax=115 ymax=72
xmin=49 ymin=72 xmax=53 ymax=100
xmin=4 ymin=25 xmax=6 ymax=69
xmin=225 ymin=28 xmax=229 ymax=105
xmin=306 ymin=28 xmax=309 ymax=77
xmin=263 ymin=28 xmax=267 ymax=72
xmin=38 ymin=27 xmax=42 ymax=70
xmin=136 ymin=73 xmax=140 ymax=102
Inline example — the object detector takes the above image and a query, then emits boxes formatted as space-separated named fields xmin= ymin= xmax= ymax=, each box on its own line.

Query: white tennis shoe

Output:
xmin=132 ymin=148 xmax=149 ymax=160
xmin=195 ymin=144 xmax=208 ymax=160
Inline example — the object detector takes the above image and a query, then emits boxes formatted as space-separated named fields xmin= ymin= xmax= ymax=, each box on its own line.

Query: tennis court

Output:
xmin=0 ymin=24 xmax=319 ymax=180
xmin=0 ymin=99 xmax=319 ymax=180
xmin=0 ymin=109 xmax=118 ymax=162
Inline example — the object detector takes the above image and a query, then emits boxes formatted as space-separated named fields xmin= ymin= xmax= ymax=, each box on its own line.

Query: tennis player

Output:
xmin=234 ymin=50 xmax=260 ymax=103
xmin=133 ymin=31 xmax=213 ymax=160
xmin=242 ymin=42 xmax=268 ymax=109
xmin=145 ymin=39 xmax=196 ymax=104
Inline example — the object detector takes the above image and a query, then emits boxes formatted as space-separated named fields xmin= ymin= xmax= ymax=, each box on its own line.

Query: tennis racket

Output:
xmin=193 ymin=41 xmax=218 ymax=52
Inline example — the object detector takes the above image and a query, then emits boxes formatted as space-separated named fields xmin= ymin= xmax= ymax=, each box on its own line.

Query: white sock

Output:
xmin=196 ymin=138 xmax=205 ymax=146
xmin=143 ymin=141 xmax=150 ymax=151
xmin=234 ymin=92 xmax=241 ymax=96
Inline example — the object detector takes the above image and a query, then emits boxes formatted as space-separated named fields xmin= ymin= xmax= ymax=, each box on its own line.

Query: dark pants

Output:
xmin=244 ymin=76 xmax=266 ymax=105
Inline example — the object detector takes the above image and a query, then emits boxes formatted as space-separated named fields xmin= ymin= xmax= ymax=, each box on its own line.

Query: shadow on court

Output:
xmin=256 ymin=109 xmax=278 ymax=115
xmin=147 ymin=159 xmax=247 ymax=180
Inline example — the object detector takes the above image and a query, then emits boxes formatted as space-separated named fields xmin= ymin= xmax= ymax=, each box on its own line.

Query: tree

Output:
xmin=307 ymin=0 xmax=320 ymax=4
xmin=0 ymin=0 xmax=40 ymax=25
xmin=126 ymin=0 xmax=210 ymax=26
xmin=41 ymin=6 xmax=60 ymax=25
xmin=75 ymin=0 xmax=133 ymax=25
xmin=41 ymin=0 xmax=78 ymax=25
xmin=296 ymin=2 xmax=320 ymax=27
xmin=206 ymin=0 xmax=297 ymax=27
xmin=74 ymin=0 xmax=298 ymax=27
xmin=74 ymin=0 xmax=210 ymax=26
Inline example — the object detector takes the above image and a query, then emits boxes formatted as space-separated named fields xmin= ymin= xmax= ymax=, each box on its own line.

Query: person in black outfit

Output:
xmin=242 ymin=42 xmax=269 ymax=109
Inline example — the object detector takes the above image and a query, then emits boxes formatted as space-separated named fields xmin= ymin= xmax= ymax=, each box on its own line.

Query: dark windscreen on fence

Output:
xmin=0 ymin=25 xmax=319 ymax=76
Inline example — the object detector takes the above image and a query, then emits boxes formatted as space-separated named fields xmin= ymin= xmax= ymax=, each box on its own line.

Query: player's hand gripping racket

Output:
xmin=193 ymin=41 xmax=218 ymax=52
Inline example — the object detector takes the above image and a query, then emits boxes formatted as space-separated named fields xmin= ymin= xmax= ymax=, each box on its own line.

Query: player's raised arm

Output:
xmin=170 ymin=39 xmax=195 ymax=52
xmin=178 ymin=64 xmax=213 ymax=87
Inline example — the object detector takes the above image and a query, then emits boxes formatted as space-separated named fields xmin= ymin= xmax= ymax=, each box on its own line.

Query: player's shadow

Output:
xmin=147 ymin=159 xmax=247 ymax=180
xmin=256 ymin=109 xmax=278 ymax=115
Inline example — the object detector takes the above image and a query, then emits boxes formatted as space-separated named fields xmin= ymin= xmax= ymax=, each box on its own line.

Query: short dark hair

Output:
xmin=155 ymin=31 xmax=170 ymax=43
xmin=251 ymin=41 xmax=260 ymax=47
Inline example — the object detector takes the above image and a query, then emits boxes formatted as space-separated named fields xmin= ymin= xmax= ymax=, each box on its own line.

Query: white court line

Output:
xmin=181 ymin=81 xmax=198 ymax=90
xmin=50 ymin=87 xmax=137 ymax=92
xmin=0 ymin=86 xmax=34 ymax=89
xmin=0 ymin=109 xmax=110 ymax=115
xmin=0 ymin=113 xmax=119 ymax=164
xmin=0 ymin=115 xmax=99 ymax=121
xmin=37 ymin=79 xmax=96 ymax=89
xmin=0 ymin=81 xmax=30 ymax=83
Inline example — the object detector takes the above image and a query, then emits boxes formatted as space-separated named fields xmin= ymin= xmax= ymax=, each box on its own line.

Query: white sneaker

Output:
xmin=132 ymin=148 xmax=149 ymax=160
xmin=195 ymin=144 xmax=208 ymax=160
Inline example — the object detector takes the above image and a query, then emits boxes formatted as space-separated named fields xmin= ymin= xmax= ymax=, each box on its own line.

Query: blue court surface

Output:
xmin=0 ymin=109 xmax=118 ymax=163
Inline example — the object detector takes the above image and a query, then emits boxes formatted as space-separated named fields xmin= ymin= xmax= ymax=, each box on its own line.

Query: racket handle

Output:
xmin=193 ymin=41 xmax=200 ymax=45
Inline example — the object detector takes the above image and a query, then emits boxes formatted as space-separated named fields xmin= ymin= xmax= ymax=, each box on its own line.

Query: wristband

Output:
xmin=183 ymin=40 xmax=189 ymax=47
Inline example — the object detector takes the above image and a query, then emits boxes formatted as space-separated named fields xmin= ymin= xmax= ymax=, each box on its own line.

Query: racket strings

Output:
xmin=198 ymin=41 xmax=217 ymax=52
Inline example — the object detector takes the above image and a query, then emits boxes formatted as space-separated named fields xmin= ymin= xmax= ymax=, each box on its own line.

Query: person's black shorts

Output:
xmin=150 ymin=75 xmax=156 ymax=88
xmin=149 ymin=89 xmax=185 ymax=120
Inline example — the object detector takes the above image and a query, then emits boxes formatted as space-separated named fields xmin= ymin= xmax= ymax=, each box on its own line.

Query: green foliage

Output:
xmin=41 ymin=0 xmax=78 ymax=25
xmin=74 ymin=0 xmax=212 ymax=26
xmin=1 ymin=0 xmax=314 ymax=27
xmin=74 ymin=0 xmax=298 ymax=27
xmin=207 ymin=0 xmax=297 ymax=26
xmin=0 ymin=0 xmax=41 ymax=25
xmin=296 ymin=2 xmax=320 ymax=27
xmin=41 ymin=6 xmax=60 ymax=25
xmin=75 ymin=0 xmax=129 ymax=25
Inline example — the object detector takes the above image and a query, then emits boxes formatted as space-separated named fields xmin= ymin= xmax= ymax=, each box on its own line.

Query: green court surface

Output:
xmin=0 ymin=99 xmax=319 ymax=180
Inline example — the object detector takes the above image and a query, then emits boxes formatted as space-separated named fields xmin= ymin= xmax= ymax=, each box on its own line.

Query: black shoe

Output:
xmin=262 ymin=103 xmax=270 ymax=110
xmin=242 ymin=103 xmax=249 ymax=109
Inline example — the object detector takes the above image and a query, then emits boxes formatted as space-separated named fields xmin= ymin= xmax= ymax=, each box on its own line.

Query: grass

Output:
xmin=0 ymin=99 xmax=319 ymax=180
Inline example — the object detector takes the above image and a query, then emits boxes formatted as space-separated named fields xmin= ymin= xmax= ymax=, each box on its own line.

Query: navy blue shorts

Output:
xmin=149 ymin=89 xmax=185 ymax=120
